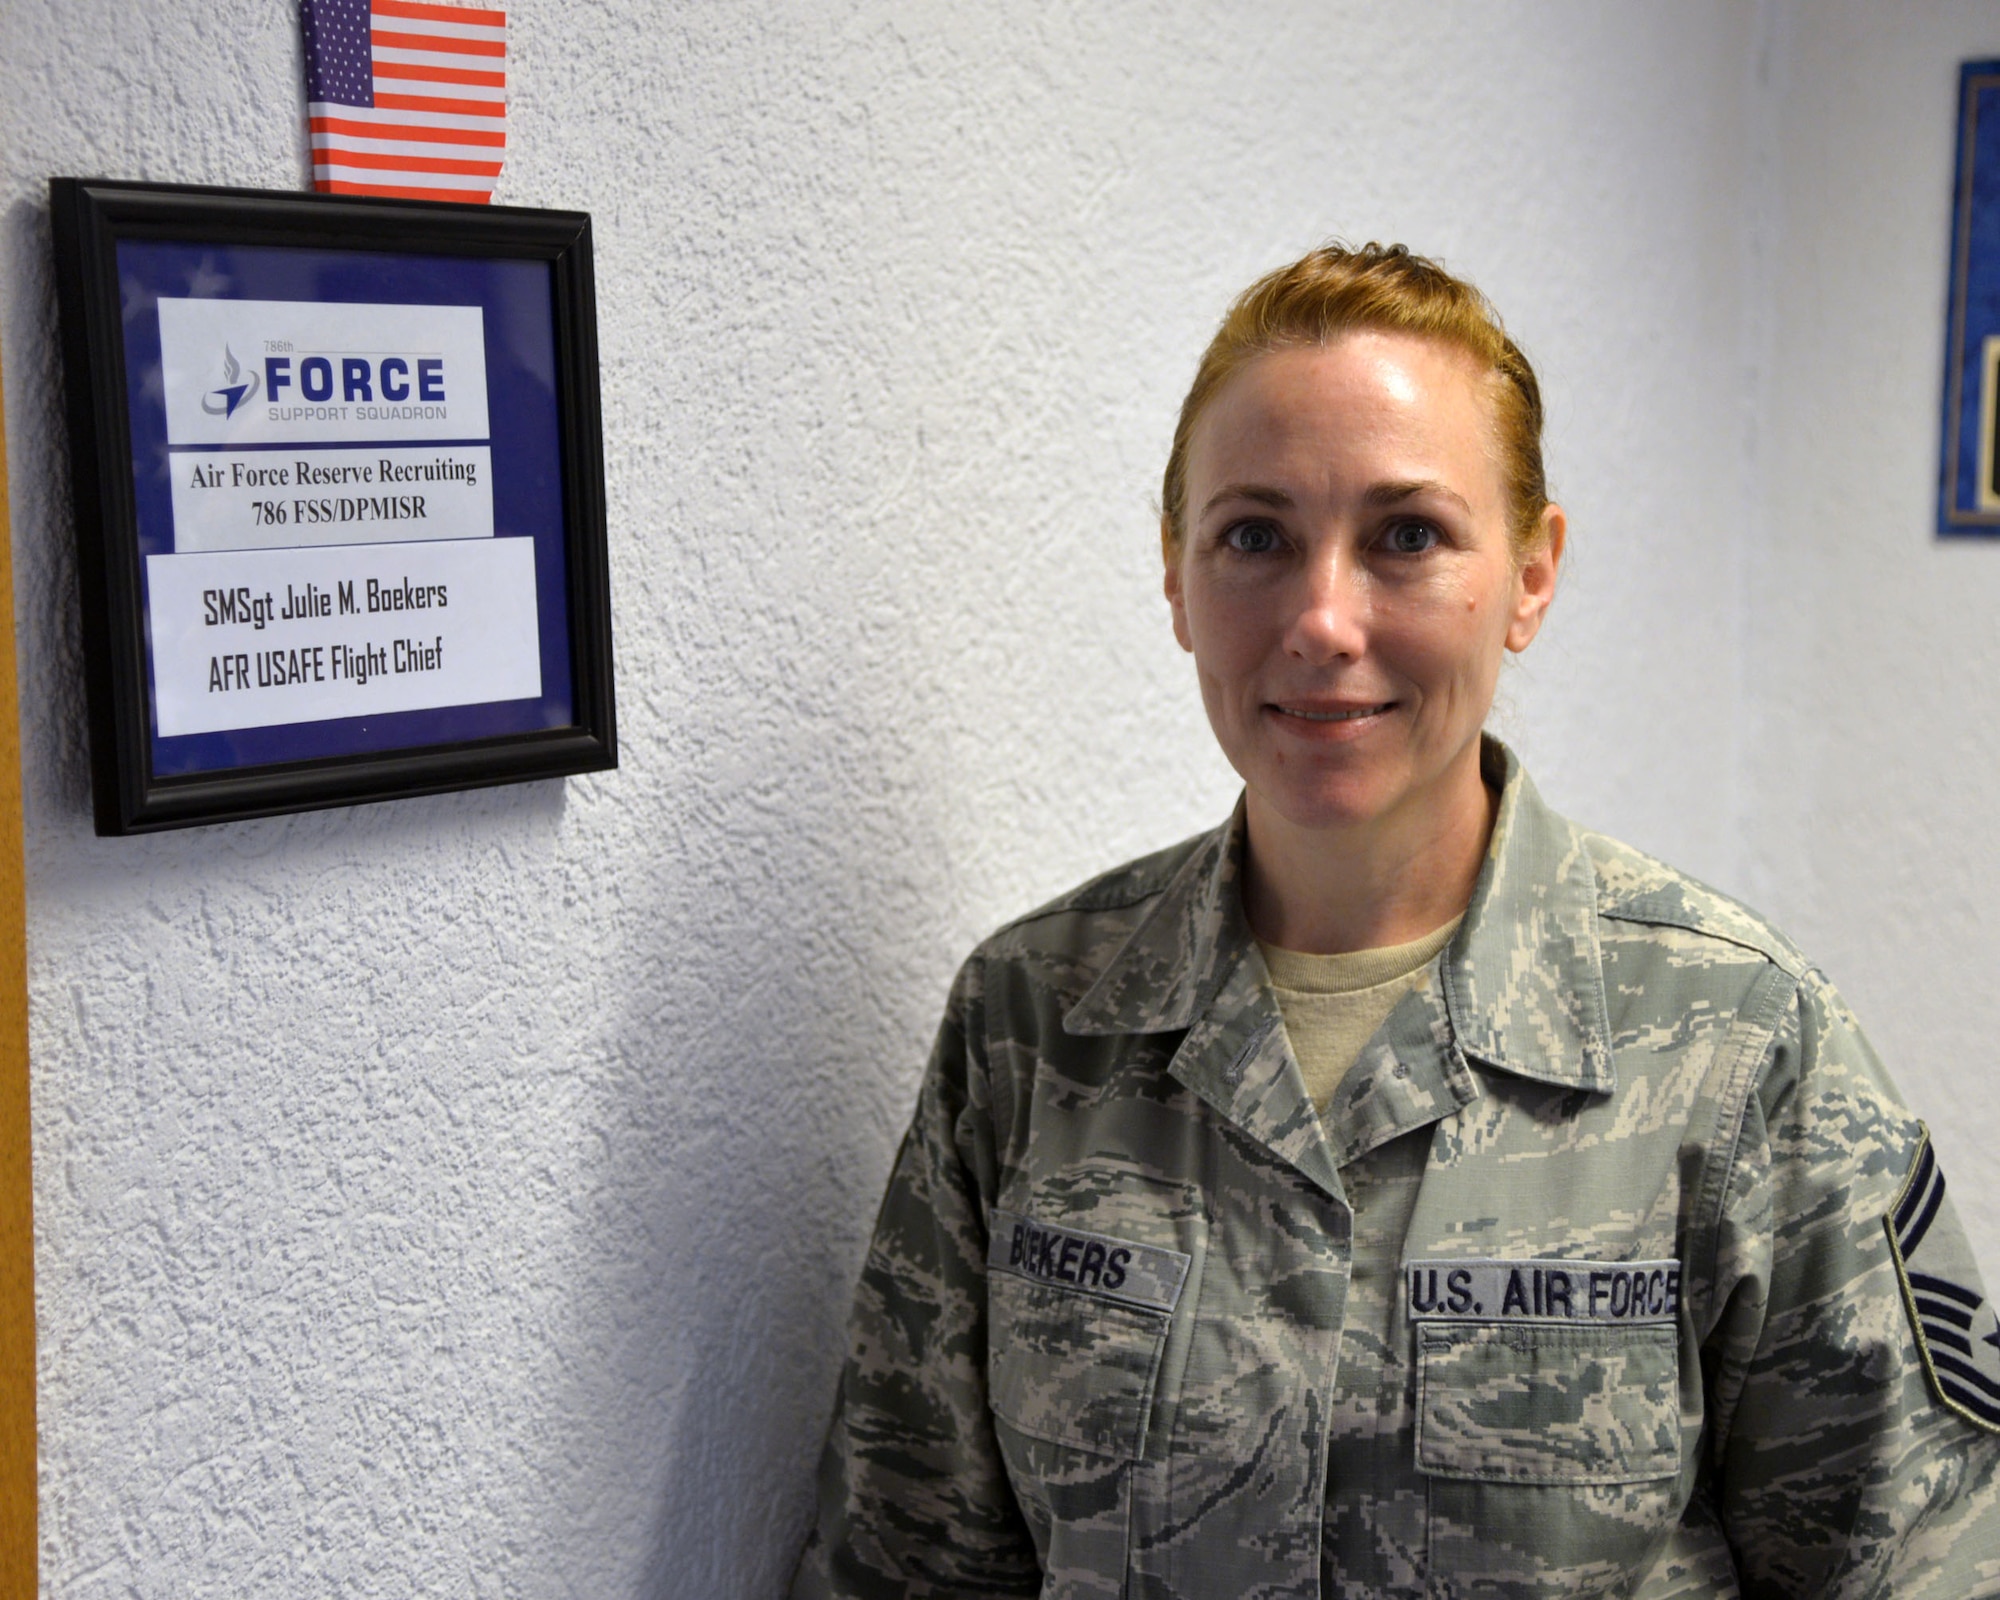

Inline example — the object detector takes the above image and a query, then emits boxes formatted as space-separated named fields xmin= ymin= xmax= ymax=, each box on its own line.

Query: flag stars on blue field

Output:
xmin=302 ymin=0 xmax=374 ymax=108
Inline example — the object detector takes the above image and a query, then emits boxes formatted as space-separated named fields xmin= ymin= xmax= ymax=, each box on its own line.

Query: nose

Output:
xmin=1283 ymin=543 xmax=1367 ymax=664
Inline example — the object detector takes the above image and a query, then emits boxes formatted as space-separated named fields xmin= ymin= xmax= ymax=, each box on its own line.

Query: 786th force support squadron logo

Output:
xmin=1887 ymin=1126 xmax=2000 ymax=1433
xmin=199 ymin=345 xmax=260 ymax=419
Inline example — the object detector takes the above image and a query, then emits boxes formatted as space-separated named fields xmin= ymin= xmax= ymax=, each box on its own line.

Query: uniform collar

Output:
xmin=1063 ymin=738 xmax=1614 ymax=1096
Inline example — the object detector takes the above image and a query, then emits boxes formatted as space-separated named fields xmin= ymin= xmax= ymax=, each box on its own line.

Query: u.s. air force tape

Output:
xmin=1406 ymin=1258 xmax=1682 ymax=1323
xmin=987 ymin=1210 xmax=1190 ymax=1315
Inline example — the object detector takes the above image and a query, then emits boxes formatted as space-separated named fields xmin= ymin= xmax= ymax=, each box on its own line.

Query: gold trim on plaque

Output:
xmin=1977 ymin=337 xmax=2000 ymax=513
xmin=0 ymin=331 xmax=35 ymax=1600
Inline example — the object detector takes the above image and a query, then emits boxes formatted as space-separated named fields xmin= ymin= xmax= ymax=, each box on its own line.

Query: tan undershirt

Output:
xmin=1259 ymin=917 xmax=1463 ymax=1114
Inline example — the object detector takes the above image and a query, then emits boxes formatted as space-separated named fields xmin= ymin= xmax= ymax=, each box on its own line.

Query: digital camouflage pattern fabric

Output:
xmin=791 ymin=742 xmax=2000 ymax=1598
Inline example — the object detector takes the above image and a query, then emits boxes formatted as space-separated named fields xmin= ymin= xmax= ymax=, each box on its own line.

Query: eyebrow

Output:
xmin=1198 ymin=478 xmax=1474 ymax=519
xmin=1198 ymin=483 xmax=1295 ymax=517
xmin=1363 ymin=479 xmax=1472 ymax=514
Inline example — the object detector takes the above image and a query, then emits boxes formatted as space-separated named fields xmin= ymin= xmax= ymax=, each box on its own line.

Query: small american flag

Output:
xmin=302 ymin=0 xmax=507 ymax=204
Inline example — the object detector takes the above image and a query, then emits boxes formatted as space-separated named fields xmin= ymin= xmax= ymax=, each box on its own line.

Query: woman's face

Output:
xmin=1166 ymin=332 xmax=1561 ymax=843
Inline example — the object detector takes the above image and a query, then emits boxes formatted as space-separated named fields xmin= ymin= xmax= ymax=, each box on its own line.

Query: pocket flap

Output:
xmin=1416 ymin=1321 xmax=1680 ymax=1485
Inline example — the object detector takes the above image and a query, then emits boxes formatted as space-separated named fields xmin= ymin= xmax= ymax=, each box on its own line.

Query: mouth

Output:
xmin=1270 ymin=700 xmax=1397 ymax=724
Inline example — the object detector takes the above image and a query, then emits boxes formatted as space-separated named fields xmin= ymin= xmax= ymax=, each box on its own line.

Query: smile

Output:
xmin=1273 ymin=702 xmax=1395 ymax=723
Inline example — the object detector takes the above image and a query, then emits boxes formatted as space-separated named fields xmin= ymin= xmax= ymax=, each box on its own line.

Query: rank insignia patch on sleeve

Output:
xmin=1887 ymin=1127 xmax=2000 ymax=1433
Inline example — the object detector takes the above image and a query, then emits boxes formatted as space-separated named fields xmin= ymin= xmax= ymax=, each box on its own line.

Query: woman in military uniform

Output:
xmin=792 ymin=244 xmax=2000 ymax=1598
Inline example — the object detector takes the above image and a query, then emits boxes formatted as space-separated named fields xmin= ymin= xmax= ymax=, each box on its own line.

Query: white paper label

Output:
xmin=157 ymin=297 xmax=489 ymax=446
xmin=147 ymin=539 xmax=541 ymax=737
xmin=168 ymin=445 xmax=494 ymax=552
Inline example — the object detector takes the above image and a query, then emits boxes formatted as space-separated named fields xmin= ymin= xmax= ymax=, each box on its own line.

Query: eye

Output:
xmin=1380 ymin=519 xmax=1441 ymax=555
xmin=1223 ymin=519 xmax=1282 ymax=555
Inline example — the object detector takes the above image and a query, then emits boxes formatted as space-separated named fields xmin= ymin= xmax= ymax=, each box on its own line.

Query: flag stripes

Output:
xmin=309 ymin=117 xmax=506 ymax=147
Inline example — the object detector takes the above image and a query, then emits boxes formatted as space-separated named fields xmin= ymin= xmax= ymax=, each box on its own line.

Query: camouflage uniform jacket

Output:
xmin=793 ymin=744 xmax=2000 ymax=1598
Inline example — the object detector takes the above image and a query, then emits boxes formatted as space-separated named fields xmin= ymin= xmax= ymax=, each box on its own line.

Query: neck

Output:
xmin=1240 ymin=748 xmax=1496 ymax=955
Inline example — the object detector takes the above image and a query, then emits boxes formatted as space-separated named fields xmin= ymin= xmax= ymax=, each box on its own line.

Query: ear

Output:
xmin=1162 ymin=516 xmax=1193 ymax=652
xmin=1505 ymin=503 xmax=1564 ymax=653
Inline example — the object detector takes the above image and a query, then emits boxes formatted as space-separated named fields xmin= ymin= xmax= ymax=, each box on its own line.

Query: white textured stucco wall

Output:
xmin=4 ymin=0 xmax=1984 ymax=1594
xmin=1741 ymin=0 xmax=2000 ymax=1273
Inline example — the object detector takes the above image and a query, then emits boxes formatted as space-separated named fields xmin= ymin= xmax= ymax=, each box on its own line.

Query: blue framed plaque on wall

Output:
xmin=51 ymin=179 xmax=615 ymax=833
xmin=1940 ymin=60 xmax=2000 ymax=536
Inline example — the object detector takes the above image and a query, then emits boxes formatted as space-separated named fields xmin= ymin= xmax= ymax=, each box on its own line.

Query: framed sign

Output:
xmin=1940 ymin=60 xmax=2000 ymax=536
xmin=50 ymin=178 xmax=614 ymax=834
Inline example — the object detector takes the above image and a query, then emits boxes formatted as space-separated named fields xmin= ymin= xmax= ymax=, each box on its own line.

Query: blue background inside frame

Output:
xmin=116 ymin=240 xmax=575 ymax=775
xmin=1941 ymin=62 xmax=2000 ymax=534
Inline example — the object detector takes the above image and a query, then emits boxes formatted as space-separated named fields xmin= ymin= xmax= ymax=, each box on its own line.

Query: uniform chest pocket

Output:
xmin=1415 ymin=1321 xmax=1681 ymax=1485
xmin=988 ymin=1271 xmax=1169 ymax=1460
xmin=984 ymin=1202 xmax=1193 ymax=1464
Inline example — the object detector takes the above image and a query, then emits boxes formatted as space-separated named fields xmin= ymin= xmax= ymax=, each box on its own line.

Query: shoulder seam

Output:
xmin=1581 ymin=828 xmax=1808 ymax=976
xmin=1597 ymin=904 xmax=1809 ymax=977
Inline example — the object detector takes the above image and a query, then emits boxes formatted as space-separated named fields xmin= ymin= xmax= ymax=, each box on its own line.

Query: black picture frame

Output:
xmin=50 ymin=178 xmax=615 ymax=834
xmin=1939 ymin=60 xmax=2000 ymax=536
